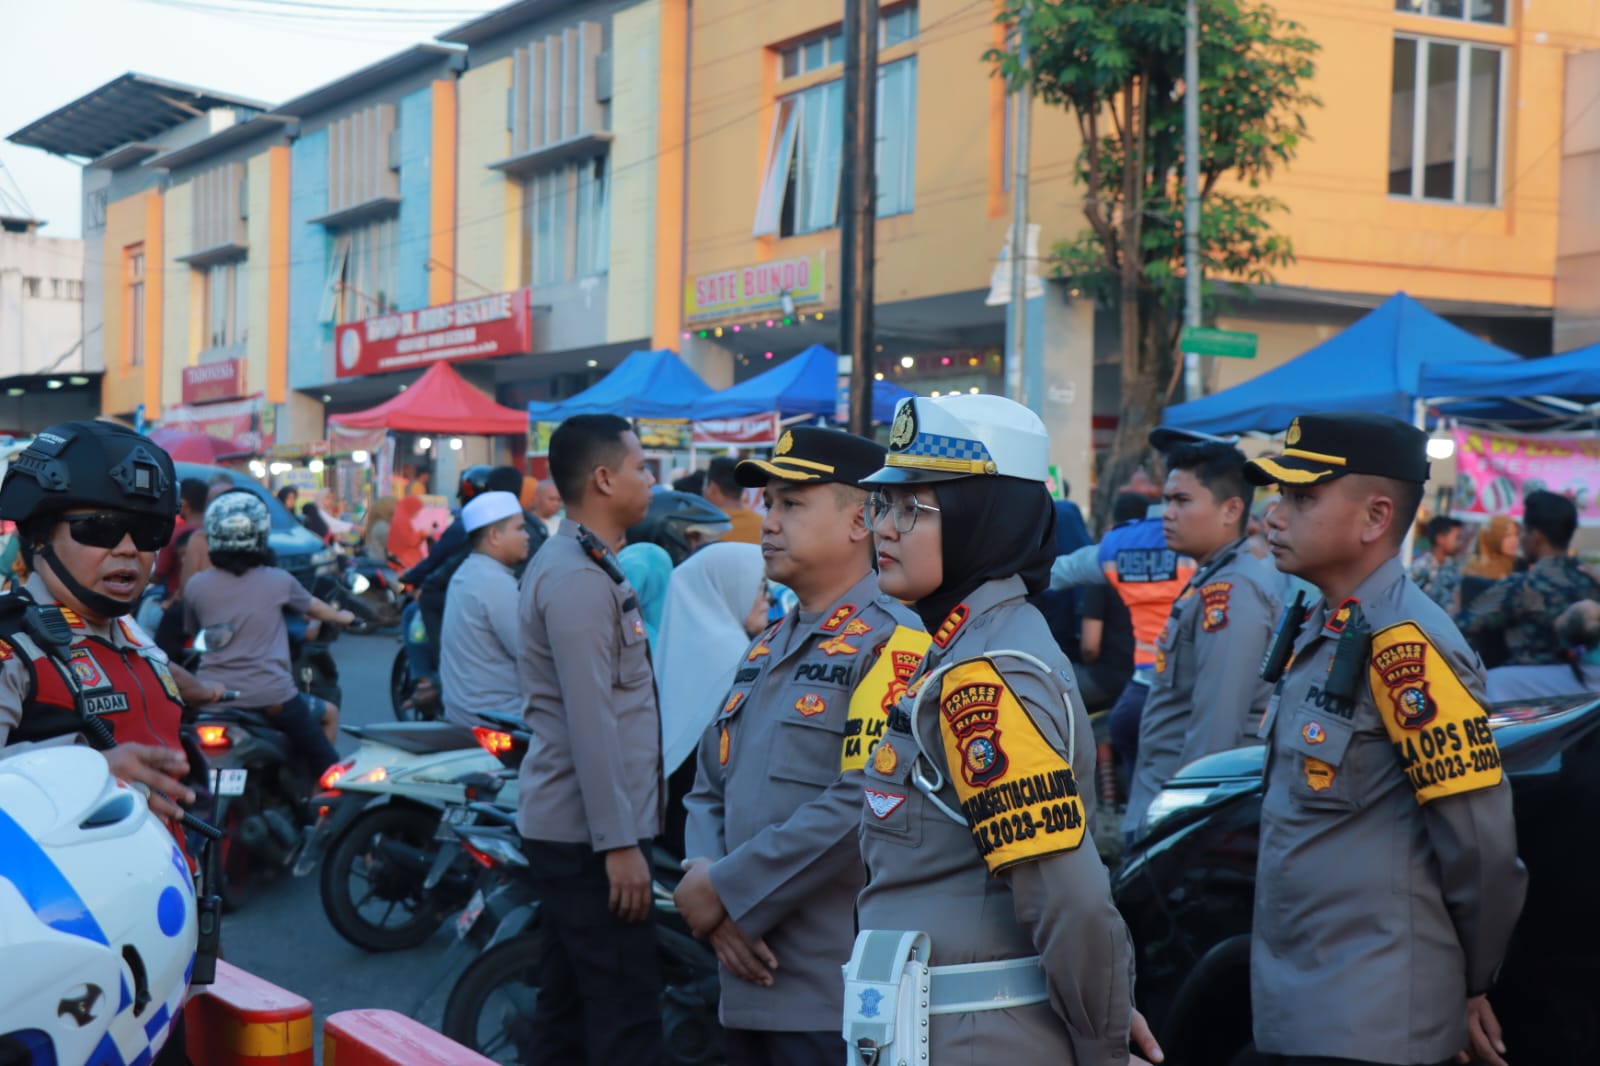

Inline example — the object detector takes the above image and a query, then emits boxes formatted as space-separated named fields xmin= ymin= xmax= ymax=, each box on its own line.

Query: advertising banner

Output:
xmin=684 ymin=254 xmax=825 ymax=324
xmin=159 ymin=395 xmax=266 ymax=455
xmin=335 ymin=289 xmax=534 ymax=379
xmin=636 ymin=419 xmax=693 ymax=451
xmin=692 ymin=413 xmax=781 ymax=447
xmin=1451 ymin=428 xmax=1600 ymax=527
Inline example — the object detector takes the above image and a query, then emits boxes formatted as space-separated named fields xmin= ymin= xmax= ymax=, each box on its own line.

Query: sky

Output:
xmin=0 ymin=0 xmax=496 ymax=238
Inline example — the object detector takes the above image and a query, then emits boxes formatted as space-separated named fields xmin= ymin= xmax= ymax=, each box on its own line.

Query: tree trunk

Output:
xmin=1091 ymin=290 xmax=1171 ymax=534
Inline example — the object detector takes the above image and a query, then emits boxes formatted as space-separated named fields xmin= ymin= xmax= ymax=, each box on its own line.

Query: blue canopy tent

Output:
xmin=526 ymin=348 xmax=713 ymax=422
xmin=693 ymin=343 xmax=913 ymax=424
xmin=1421 ymin=343 xmax=1600 ymax=423
xmin=1161 ymin=293 xmax=1521 ymax=435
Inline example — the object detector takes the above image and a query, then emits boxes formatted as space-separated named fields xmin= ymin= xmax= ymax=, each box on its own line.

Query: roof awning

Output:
xmin=328 ymin=361 xmax=529 ymax=435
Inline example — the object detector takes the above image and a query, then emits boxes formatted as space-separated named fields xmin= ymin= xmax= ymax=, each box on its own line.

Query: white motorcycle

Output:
xmin=303 ymin=713 xmax=526 ymax=952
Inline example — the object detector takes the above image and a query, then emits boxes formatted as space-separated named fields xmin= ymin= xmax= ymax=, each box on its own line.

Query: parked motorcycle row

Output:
xmin=178 ymin=557 xmax=721 ymax=1066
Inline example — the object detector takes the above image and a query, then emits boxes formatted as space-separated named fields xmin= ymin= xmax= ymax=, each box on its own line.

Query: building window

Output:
xmin=202 ymin=260 xmax=247 ymax=350
xmin=21 ymin=277 xmax=40 ymax=299
xmin=1394 ymin=0 xmax=1508 ymax=27
xmin=125 ymin=245 xmax=145 ymax=368
xmin=1390 ymin=36 xmax=1503 ymax=205
xmin=521 ymin=156 xmax=609 ymax=287
xmin=319 ymin=217 xmax=398 ymax=325
xmin=754 ymin=56 xmax=918 ymax=236
xmin=778 ymin=6 xmax=918 ymax=78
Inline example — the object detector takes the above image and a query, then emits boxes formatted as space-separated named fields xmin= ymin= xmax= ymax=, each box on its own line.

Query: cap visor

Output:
xmin=860 ymin=466 xmax=968 ymax=485
xmin=1149 ymin=426 xmax=1237 ymax=452
xmin=1244 ymin=455 xmax=1344 ymax=488
xmin=735 ymin=459 xmax=824 ymax=487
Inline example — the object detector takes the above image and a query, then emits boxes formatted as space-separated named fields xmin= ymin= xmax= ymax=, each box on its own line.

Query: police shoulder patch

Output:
xmin=841 ymin=625 xmax=929 ymax=773
xmin=1199 ymin=581 xmax=1232 ymax=633
xmin=934 ymin=657 xmax=1085 ymax=873
xmin=1368 ymin=621 xmax=1503 ymax=804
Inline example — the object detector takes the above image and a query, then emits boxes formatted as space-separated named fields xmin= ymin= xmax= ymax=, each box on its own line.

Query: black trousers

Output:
xmin=724 ymin=1028 xmax=844 ymax=1066
xmin=1261 ymin=1057 xmax=1457 ymax=1066
xmin=521 ymin=839 xmax=665 ymax=1066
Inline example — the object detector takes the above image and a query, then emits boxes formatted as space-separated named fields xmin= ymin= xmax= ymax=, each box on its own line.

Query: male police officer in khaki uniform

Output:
xmin=1246 ymin=412 xmax=1527 ymax=1066
xmin=517 ymin=414 xmax=664 ymax=1064
xmin=677 ymin=427 xmax=926 ymax=1066
xmin=1124 ymin=435 xmax=1281 ymax=839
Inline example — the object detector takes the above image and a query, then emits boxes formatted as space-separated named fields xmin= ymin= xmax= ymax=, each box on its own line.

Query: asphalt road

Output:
xmin=217 ymin=628 xmax=466 ymax=1051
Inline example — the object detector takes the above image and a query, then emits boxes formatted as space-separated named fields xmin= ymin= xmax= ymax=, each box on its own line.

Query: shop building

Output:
xmin=0 ymin=212 xmax=93 ymax=432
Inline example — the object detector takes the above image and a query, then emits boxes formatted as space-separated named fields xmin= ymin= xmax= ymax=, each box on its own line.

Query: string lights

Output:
xmin=680 ymin=309 xmax=831 ymax=342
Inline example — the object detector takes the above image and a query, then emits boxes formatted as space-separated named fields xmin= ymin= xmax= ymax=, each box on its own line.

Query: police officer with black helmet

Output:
xmin=0 ymin=420 xmax=198 ymax=823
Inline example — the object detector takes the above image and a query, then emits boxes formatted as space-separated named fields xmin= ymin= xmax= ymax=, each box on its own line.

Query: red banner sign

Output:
xmin=181 ymin=359 xmax=247 ymax=405
xmin=334 ymin=289 xmax=534 ymax=379
xmin=693 ymin=413 xmax=781 ymax=446
xmin=160 ymin=395 xmax=266 ymax=455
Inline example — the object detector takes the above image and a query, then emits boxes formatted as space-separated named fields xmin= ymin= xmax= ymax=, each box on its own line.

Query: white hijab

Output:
xmin=656 ymin=541 xmax=766 ymax=774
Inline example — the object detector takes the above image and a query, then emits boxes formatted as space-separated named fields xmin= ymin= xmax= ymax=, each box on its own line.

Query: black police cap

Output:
xmin=736 ymin=427 xmax=887 ymax=490
xmin=1244 ymin=412 xmax=1429 ymax=487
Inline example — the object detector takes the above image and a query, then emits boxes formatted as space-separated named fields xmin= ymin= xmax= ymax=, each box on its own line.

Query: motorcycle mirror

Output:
xmin=192 ymin=630 xmax=210 ymax=653
xmin=348 ymin=572 xmax=371 ymax=596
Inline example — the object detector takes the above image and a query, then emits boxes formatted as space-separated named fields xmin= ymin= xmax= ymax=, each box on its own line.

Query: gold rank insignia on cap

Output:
xmin=775 ymin=431 xmax=794 ymax=456
xmin=1286 ymin=418 xmax=1302 ymax=446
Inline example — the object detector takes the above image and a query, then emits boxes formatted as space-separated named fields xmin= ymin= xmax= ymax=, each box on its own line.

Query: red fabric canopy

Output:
xmin=328 ymin=362 xmax=528 ymax=435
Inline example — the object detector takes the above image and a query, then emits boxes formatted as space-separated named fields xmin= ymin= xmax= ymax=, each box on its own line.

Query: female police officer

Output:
xmin=845 ymin=394 xmax=1160 ymax=1065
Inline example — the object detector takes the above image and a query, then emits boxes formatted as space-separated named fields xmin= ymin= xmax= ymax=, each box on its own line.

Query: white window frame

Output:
xmin=1394 ymin=0 xmax=1509 ymax=28
xmin=1390 ymin=34 xmax=1506 ymax=207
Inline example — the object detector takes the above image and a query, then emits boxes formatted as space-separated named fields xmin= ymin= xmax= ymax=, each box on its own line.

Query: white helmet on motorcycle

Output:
xmin=204 ymin=488 xmax=271 ymax=556
xmin=0 ymin=747 xmax=196 ymax=1066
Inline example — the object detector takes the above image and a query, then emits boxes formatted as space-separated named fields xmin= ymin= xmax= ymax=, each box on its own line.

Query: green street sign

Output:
xmin=1182 ymin=326 xmax=1257 ymax=359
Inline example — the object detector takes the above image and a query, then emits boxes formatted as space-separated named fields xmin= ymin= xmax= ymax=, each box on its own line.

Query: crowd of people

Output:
xmin=0 ymin=398 xmax=1595 ymax=1066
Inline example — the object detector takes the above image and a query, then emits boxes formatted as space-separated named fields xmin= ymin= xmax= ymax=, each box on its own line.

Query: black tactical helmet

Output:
xmin=626 ymin=490 xmax=732 ymax=566
xmin=458 ymin=464 xmax=493 ymax=504
xmin=0 ymin=421 xmax=177 ymax=531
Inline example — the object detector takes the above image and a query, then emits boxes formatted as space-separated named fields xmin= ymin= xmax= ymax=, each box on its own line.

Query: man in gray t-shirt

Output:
xmin=441 ymin=492 xmax=531 ymax=727
xmin=185 ymin=564 xmax=313 ymax=709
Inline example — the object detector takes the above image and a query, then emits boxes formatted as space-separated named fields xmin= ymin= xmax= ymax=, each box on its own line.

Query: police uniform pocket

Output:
xmin=617 ymin=607 xmax=653 ymax=687
xmin=1284 ymin=709 xmax=1359 ymax=810
xmin=1151 ymin=620 xmax=1182 ymax=691
xmin=770 ymin=714 xmax=844 ymax=789
xmin=860 ymin=730 xmax=922 ymax=846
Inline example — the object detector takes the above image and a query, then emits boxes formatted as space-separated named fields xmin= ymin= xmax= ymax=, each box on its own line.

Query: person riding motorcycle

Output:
xmin=183 ymin=490 xmax=352 ymax=776
xmin=0 ymin=746 xmax=197 ymax=1066
xmin=0 ymin=420 xmax=201 ymax=825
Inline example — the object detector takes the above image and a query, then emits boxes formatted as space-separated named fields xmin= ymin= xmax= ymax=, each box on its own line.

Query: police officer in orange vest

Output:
xmin=0 ymin=422 xmax=198 ymax=824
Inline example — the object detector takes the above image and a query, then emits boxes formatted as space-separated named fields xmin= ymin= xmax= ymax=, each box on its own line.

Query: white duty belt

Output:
xmin=843 ymin=929 xmax=1049 ymax=1065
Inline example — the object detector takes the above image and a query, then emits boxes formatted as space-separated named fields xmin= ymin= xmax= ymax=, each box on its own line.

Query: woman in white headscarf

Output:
xmin=656 ymin=542 xmax=770 ymax=775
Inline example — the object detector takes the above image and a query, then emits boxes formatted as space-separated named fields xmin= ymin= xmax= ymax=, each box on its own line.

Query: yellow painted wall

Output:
xmin=101 ymin=196 xmax=147 ymax=418
xmin=612 ymin=0 xmax=664 ymax=345
xmin=267 ymin=146 xmax=290 ymax=404
xmin=682 ymin=0 xmax=1084 ymax=327
xmin=430 ymin=79 xmax=459 ymax=307
xmin=161 ymin=180 xmax=192 ymax=413
xmin=1256 ymin=0 xmax=1600 ymax=308
xmin=246 ymin=152 xmax=273 ymax=400
xmin=455 ymin=57 xmax=517 ymax=296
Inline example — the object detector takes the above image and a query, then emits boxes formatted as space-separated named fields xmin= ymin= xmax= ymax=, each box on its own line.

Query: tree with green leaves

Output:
xmin=991 ymin=0 xmax=1319 ymax=521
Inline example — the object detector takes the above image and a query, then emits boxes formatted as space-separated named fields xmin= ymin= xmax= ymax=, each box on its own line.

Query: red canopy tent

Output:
xmin=328 ymin=361 xmax=528 ymax=435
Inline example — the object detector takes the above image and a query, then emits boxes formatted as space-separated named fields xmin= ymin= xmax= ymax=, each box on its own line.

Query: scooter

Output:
xmin=438 ymin=820 xmax=723 ymax=1066
xmin=305 ymin=716 xmax=523 ymax=952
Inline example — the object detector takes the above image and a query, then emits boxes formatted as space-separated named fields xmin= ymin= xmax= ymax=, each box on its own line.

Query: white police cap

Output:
xmin=864 ymin=394 xmax=1051 ymax=484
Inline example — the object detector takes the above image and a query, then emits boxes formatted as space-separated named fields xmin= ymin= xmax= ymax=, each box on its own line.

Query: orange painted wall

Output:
xmin=101 ymin=196 xmax=148 ymax=418
xmin=267 ymin=145 xmax=291 ymax=404
xmin=142 ymin=192 xmax=163 ymax=417
xmin=429 ymin=79 xmax=458 ymax=307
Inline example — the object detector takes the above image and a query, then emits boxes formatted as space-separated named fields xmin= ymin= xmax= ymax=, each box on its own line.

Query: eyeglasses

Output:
xmin=61 ymin=512 xmax=174 ymax=552
xmin=867 ymin=492 xmax=941 ymax=534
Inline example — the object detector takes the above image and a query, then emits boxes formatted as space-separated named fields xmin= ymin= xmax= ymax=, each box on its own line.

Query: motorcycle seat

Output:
xmin=196 ymin=706 xmax=280 ymax=730
xmin=355 ymin=721 xmax=480 ymax=755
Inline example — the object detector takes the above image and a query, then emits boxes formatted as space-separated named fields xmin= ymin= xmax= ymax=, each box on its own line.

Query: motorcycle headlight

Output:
xmin=348 ymin=573 xmax=371 ymax=595
xmin=1142 ymin=779 xmax=1256 ymax=837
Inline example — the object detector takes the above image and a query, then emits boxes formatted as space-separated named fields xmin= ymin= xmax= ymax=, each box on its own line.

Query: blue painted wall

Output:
xmin=288 ymin=128 xmax=330 ymax=391
xmin=395 ymin=87 xmax=433 ymax=315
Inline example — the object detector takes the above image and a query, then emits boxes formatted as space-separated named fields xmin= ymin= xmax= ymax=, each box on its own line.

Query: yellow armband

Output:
xmin=841 ymin=625 xmax=928 ymax=772
xmin=1369 ymin=622 xmax=1503 ymax=804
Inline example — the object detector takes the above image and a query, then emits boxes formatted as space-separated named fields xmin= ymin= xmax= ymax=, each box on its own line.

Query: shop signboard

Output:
xmin=528 ymin=421 xmax=558 ymax=456
xmin=159 ymin=395 xmax=266 ymax=455
xmin=335 ymin=289 xmax=534 ymax=379
xmin=1451 ymin=428 xmax=1600 ymax=527
xmin=181 ymin=359 xmax=247 ymax=405
xmin=684 ymin=254 xmax=825 ymax=324
xmin=692 ymin=413 xmax=781 ymax=447
xmin=636 ymin=419 xmax=693 ymax=451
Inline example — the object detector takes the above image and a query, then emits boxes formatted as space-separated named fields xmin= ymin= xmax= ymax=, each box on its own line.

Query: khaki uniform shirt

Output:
xmin=1253 ymin=556 xmax=1527 ymax=1063
xmin=684 ymin=571 xmax=926 ymax=1032
xmin=858 ymin=577 xmax=1135 ymax=1064
xmin=1124 ymin=541 xmax=1280 ymax=836
xmin=516 ymin=521 xmax=662 ymax=850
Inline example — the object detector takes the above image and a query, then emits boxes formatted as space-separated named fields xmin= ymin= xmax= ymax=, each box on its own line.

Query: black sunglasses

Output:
xmin=61 ymin=512 xmax=174 ymax=552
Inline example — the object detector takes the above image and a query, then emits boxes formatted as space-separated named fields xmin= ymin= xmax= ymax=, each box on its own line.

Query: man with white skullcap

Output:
xmin=440 ymin=491 xmax=531 ymax=727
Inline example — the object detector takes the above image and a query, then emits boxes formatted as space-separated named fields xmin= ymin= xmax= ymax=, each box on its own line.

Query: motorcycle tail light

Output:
xmin=461 ymin=840 xmax=497 ymax=870
xmin=319 ymin=758 xmax=356 ymax=791
xmin=196 ymin=725 xmax=230 ymax=750
xmin=473 ymin=727 xmax=514 ymax=756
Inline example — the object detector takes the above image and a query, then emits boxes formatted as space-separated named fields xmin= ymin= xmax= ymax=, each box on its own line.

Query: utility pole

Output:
xmin=1182 ymin=0 xmax=1204 ymax=401
xmin=1005 ymin=6 xmax=1033 ymax=408
xmin=839 ymin=0 xmax=879 ymax=436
